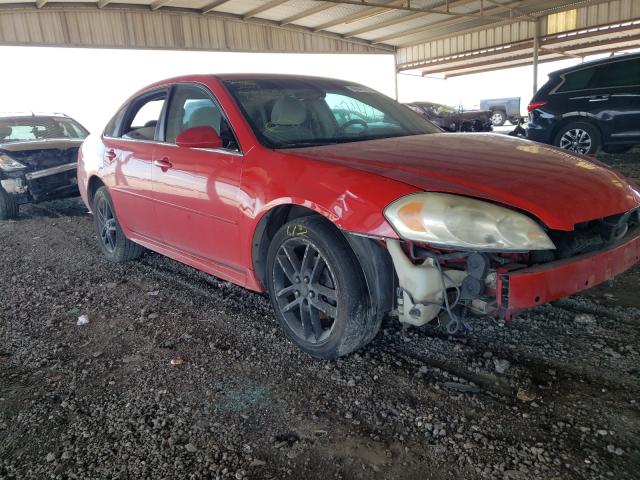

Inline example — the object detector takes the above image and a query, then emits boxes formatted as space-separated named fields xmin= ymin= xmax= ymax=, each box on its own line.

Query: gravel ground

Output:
xmin=1 ymin=149 xmax=639 ymax=480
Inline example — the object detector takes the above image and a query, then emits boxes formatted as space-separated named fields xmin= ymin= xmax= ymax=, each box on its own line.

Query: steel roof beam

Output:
xmin=314 ymin=0 xmax=535 ymax=21
xmin=312 ymin=0 xmax=405 ymax=32
xmin=201 ymin=0 xmax=232 ymax=14
xmin=243 ymin=0 xmax=290 ymax=20
xmin=377 ymin=0 xmax=530 ymax=44
xmin=343 ymin=0 xmax=476 ymax=38
xmin=150 ymin=0 xmax=173 ymax=10
xmin=36 ymin=0 xmax=47 ymax=7
xmin=279 ymin=3 xmax=335 ymax=25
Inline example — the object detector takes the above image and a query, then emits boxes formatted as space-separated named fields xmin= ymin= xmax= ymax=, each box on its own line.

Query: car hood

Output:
xmin=0 ymin=138 xmax=84 ymax=152
xmin=0 ymin=139 xmax=83 ymax=170
xmin=284 ymin=133 xmax=640 ymax=231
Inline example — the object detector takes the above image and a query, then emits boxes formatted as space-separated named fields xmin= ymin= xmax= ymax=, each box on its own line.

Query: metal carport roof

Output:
xmin=0 ymin=1 xmax=638 ymax=75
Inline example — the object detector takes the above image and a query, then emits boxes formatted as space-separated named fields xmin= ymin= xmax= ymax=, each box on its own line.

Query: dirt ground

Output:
xmin=1 ymin=149 xmax=639 ymax=480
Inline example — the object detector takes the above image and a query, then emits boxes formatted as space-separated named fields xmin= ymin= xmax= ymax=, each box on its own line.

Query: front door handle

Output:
xmin=153 ymin=158 xmax=173 ymax=172
xmin=104 ymin=149 xmax=117 ymax=163
xmin=588 ymin=95 xmax=609 ymax=102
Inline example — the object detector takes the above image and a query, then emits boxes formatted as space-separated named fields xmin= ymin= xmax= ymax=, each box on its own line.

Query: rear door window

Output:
xmin=120 ymin=92 xmax=167 ymax=141
xmin=590 ymin=58 xmax=640 ymax=88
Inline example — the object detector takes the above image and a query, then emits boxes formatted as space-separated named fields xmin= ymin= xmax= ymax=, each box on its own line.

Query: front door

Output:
xmin=152 ymin=83 xmax=245 ymax=272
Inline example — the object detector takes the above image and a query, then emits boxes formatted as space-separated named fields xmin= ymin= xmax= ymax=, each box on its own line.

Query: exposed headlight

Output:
xmin=384 ymin=192 xmax=555 ymax=251
xmin=0 ymin=154 xmax=26 ymax=172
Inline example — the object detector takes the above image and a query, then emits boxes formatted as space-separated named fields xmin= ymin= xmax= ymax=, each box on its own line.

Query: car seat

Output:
xmin=265 ymin=96 xmax=312 ymax=143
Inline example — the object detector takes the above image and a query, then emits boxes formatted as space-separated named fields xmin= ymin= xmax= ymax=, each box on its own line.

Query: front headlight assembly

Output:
xmin=384 ymin=192 xmax=555 ymax=251
xmin=0 ymin=154 xmax=27 ymax=172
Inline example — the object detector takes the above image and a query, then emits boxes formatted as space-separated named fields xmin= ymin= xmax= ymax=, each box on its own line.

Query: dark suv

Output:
xmin=526 ymin=52 xmax=640 ymax=155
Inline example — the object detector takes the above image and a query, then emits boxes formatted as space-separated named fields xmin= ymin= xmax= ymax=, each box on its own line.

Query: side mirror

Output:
xmin=175 ymin=126 xmax=223 ymax=149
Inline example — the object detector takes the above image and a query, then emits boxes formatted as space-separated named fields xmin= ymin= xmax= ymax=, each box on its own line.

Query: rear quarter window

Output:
xmin=555 ymin=67 xmax=596 ymax=93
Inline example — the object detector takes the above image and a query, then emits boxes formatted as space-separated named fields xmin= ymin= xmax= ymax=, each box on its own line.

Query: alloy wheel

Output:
xmin=95 ymin=196 xmax=117 ymax=253
xmin=559 ymin=128 xmax=592 ymax=154
xmin=273 ymin=238 xmax=338 ymax=344
xmin=491 ymin=111 xmax=505 ymax=126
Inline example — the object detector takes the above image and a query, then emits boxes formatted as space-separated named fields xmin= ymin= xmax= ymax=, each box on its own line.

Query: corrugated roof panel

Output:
xmin=296 ymin=4 xmax=366 ymax=28
xmin=212 ymin=0 xmax=264 ymax=15
xmin=327 ymin=9 xmax=409 ymax=35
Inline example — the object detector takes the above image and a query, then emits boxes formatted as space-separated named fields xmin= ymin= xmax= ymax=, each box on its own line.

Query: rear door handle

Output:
xmin=588 ymin=95 xmax=609 ymax=102
xmin=153 ymin=158 xmax=173 ymax=171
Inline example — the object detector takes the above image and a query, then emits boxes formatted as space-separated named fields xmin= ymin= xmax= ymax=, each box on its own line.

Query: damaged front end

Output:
xmin=382 ymin=193 xmax=640 ymax=332
xmin=0 ymin=140 xmax=83 ymax=213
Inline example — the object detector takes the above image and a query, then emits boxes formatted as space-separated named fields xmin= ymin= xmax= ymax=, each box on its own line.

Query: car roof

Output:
xmin=143 ymin=73 xmax=363 ymax=90
xmin=0 ymin=112 xmax=71 ymax=119
xmin=550 ymin=51 xmax=640 ymax=76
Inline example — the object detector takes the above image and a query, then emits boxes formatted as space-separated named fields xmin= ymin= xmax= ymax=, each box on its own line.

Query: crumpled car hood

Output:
xmin=0 ymin=139 xmax=83 ymax=170
xmin=286 ymin=133 xmax=640 ymax=231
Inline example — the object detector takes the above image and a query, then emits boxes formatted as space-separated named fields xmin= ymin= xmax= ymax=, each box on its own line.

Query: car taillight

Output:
xmin=527 ymin=101 xmax=547 ymax=112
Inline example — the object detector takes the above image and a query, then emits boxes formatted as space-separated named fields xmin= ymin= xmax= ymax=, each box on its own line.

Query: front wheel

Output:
xmin=266 ymin=216 xmax=377 ymax=359
xmin=491 ymin=110 xmax=506 ymax=126
xmin=554 ymin=122 xmax=601 ymax=155
xmin=92 ymin=186 xmax=144 ymax=263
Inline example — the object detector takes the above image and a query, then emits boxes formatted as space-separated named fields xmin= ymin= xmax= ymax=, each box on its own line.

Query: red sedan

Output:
xmin=78 ymin=74 xmax=640 ymax=359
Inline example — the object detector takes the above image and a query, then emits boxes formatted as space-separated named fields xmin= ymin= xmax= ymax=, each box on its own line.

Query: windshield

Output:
xmin=223 ymin=78 xmax=440 ymax=148
xmin=0 ymin=116 xmax=88 ymax=144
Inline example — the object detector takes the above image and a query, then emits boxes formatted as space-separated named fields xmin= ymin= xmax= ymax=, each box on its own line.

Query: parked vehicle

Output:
xmin=78 ymin=74 xmax=640 ymax=359
xmin=527 ymin=52 xmax=640 ymax=155
xmin=479 ymin=97 xmax=521 ymax=126
xmin=0 ymin=113 xmax=88 ymax=219
xmin=405 ymin=102 xmax=493 ymax=132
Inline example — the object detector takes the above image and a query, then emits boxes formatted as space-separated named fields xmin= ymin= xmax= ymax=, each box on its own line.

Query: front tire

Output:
xmin=554 ymin=121 xmax=601 ymax=155
xmin=0 ymin=186 xmax=19 ymax=220
xmin=92 ymin=186 xmax=144 ymax=263
xmin=266 ymin=216 xmax=377 ymax=359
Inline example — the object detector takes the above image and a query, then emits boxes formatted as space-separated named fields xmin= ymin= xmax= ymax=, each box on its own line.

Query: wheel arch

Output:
xmin=550 ymin=114 xmax=602 ymax=146
xmin=86 ymin=175 xmax=106 ymax=209
xmin=251 ymin=202 xmax=395 ymax=319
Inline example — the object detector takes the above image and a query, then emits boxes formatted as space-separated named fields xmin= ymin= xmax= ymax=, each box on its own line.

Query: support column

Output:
xmin=533 ymin=18 xmax=540 ymax=95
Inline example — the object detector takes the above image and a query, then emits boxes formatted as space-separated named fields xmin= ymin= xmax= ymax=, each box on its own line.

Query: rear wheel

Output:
xmin=266 ymin=216 xmax=377 ymax=359
xmin=0 ymin=186 xmax=19 ymax=220
xmin=92 ymin=186 xmax=144 ymax=263
xmin=554 ymin=121 xmax=601 ymax=155
xmin=491 ymin=110 xmax=506 ymax=126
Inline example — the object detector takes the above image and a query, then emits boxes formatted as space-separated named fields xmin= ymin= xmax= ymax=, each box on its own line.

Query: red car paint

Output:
xmin=500 ymin=228 xmax=640 ymax=315
xmin=78 ymin=74 xmax=640 ymax=302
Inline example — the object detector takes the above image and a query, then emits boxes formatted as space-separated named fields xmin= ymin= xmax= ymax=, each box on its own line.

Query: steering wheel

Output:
xmin=338 ymin=118 xmax=368 ymax=134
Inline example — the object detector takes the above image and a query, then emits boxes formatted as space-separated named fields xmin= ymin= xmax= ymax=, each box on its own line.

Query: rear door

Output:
xmin=102 ymin=89 xmax=167 ymax=241
xmin=589 ymin=56 xmax=640 ymax=144
xmin=152 ymin=83 xmax=245 ymax=273
xmin=551 ymin=65 xmax=600 ymax=118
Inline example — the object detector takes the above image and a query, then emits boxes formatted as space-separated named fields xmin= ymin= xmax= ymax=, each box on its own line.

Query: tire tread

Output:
xmin=0 ymin=187 xmax=19 ymax=220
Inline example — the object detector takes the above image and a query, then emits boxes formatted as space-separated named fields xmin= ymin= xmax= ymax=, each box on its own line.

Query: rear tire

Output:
xmin=0 ymin=186 xmax=19 ymax=220
xmin=92 ymin=186 xmax=144 ymax=263
xmin=554 ymin=121 xmax=601 ymax=155
xmin=266 ymin=216 xmax=377 ymax=359
xmin=491 ymin=110 xmax=506 ymax=126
